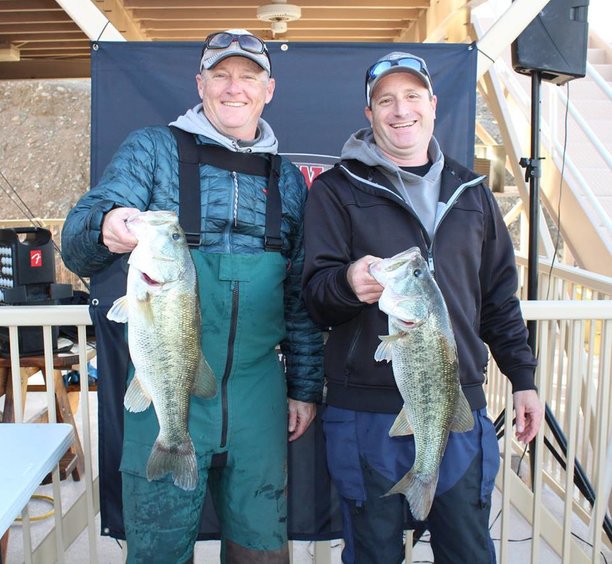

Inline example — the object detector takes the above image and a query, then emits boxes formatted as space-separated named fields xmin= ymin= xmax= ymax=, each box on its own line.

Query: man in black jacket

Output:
xmin=302 ymin=52 xmax=543 ymax=563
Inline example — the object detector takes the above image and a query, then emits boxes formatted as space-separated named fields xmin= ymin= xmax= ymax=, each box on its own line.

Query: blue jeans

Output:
xmin=322 ymin=406 xmax=499 ymax=564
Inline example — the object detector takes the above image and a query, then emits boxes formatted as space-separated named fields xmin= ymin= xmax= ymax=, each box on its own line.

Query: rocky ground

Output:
xmin=0 ymin=79 xmax=91 ymax=220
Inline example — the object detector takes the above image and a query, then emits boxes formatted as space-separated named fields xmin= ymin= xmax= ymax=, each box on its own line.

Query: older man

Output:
xmin=302 ymin=52 xmax=543 ymax=563
xmin=62 ymin=30 xmax=323 ymax=564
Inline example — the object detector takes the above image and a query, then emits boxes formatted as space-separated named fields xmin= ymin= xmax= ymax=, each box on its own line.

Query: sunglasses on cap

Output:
xmin=365 ymin=56 xmax=432 ymax=103
xmin=202 ymin=32 xmax=269 ymax=56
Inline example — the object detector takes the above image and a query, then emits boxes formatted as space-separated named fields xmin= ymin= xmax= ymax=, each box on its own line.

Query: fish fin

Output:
xmin=123 ymin=375 xmax=152 ymax=412
xmin=134 ymin=297 xmax=154 ymax=325
xmin=107 ymin=296 xmax=129 ymax=323
xmin=388 ymin=407 xmax=414 ymax=436
xmin=450 ymin=390 xmax=475 ymax=433
xmin=383 ymin=469 xmax=439 ymax=521
xmin=192 ymin=352 xmax=217 ymax=398
xmin=374 ymin=335 xmax=398 ymax=362
xmin=147 ymin=437 xmax=198 ymax=491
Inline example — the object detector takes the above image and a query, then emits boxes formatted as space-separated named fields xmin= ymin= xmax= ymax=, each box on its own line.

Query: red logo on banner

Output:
xmin=30 ymin=249 xmax=43 ymax=268
xmin=298 ymin=165 xmax=326 ymax=189
xmin=283 ymin=154 xmax=338 ymax=189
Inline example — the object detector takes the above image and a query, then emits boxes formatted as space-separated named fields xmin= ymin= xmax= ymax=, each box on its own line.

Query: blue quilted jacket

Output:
xmin=61 ymin=125 xmax=323 ymax=402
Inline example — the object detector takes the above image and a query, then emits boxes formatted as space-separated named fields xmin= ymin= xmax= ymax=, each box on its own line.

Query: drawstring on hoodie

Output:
xmin=232 ymin=172 xmax=239 ymax=227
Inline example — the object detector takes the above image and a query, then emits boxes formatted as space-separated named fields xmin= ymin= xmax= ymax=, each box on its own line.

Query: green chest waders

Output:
xmin=120 ymin=128 xmax=291 ymax=563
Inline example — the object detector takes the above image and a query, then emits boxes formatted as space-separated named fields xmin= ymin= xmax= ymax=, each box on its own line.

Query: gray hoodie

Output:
xmin=169 ymin=103 xmax=279 ymax=155
xmin=340 ymin=127 xmax=444 ymax=239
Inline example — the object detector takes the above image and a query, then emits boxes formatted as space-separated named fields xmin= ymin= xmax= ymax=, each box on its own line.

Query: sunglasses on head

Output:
xmin=202 ymin=32 xmax=268 ymax=56
xmin=366 ymin=57 xmax=430 ymax=82
xmin=365 ymin=56 xmax=431 ymax=104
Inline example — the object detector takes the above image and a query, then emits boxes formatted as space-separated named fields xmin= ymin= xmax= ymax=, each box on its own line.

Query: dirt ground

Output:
xmin=0 ymin=79 xmax=91 ymax=221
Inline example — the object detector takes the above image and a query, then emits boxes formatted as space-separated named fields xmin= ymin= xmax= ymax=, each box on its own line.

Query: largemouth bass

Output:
xmin=369 ymin=247 xmax=473 ymax=520
xmin=107 ymin=210 xmax=216 ymax=491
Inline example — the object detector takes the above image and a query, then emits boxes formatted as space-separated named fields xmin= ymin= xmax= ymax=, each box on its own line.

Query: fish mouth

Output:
xmin=141 ymin=272 xmax=162 ymax=287
xmin=394 ymin=318 xmax=423 ymax=330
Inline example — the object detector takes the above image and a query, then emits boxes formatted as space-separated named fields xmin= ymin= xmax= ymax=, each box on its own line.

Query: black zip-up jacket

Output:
xmin=302 ymin=156 xmax=537 ymax=414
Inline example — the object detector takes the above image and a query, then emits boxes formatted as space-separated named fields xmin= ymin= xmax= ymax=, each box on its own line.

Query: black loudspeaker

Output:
xmin=511 ymin=0 xmax=590 ymax=85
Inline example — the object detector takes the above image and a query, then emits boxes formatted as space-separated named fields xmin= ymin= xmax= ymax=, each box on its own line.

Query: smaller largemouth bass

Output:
xmin=369 ymin=247 xmax=474 ymax=520
xmin=107 ymin=210 xmax=216 ymax=491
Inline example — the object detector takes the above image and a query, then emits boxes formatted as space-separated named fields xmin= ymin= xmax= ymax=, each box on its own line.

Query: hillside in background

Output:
xmin=0 ymin=79 xmax=90 ymax=221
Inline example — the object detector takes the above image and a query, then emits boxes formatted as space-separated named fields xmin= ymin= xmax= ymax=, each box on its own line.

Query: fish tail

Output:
xmin=383 ymin=470 xmax=438 ymax=521
xmin=146 ymin=438 xmax=198 ymax=491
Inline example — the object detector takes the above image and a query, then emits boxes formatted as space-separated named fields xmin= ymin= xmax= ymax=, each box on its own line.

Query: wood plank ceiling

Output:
xmin=0 ymin=0 xmax=473 ymax=79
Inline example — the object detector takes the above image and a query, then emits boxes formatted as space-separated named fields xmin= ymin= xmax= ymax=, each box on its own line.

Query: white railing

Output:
xmin=587 ymin=62 xmax=612 ymax=101
xmin=1 ymin=297 xmax=611 ymax=563
xmin=487 ymin=300 xmax=612 ymax=564
xmin=0 ymin=305 xmax=98 ymax=564
xmin=515 ymin=254 xmax=612 ymax=302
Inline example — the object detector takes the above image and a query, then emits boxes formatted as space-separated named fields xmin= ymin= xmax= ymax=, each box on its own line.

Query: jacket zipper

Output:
xmin=341 ymin=163 xmax=485 ymax=274
xmin=340 ymin=163 xmax=436 ymax=269
xmin=427 ymin=175 xmax=486 ymax=274
xmin=222 ymin=172 xmax=239 ymax=253
xmin=220 ymin=281 xmax=239 ymax=448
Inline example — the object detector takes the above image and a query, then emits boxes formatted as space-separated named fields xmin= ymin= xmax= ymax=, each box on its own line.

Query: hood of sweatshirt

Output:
xmin=340 ymin=127 xmax=444 ymax=186
xmin=169 ymin=103 xmax=278 ymax=154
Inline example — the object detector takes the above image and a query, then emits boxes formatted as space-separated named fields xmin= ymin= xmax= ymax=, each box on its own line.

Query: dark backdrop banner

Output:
xmin=89 ymin=41 xmax=477 ymax=540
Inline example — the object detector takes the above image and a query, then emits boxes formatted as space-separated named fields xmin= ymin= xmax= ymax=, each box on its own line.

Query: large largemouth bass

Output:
xmin=369 ymin=247 xmax=473 ymax=520
xmin=107 ymin=210 xmax=216 ymax=490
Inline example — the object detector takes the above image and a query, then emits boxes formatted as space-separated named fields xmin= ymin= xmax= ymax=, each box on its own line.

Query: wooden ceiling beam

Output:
xmin=143 ymin=20 xmax=410 ymax=33
xmin=18 ymin=41 xmax=91 ymax=50
xmin=90 ymin=0 xmax=146 ymax=40
xmin=0 ymin=0 xmax=63 ymax=11
xmin=152 ymin=29 xmax=396 ymax=41
xmin=0 ymin=60 xmax=90 ymax=79
xmin=0 ymin=12 xmax=72 ymax=24
xmin=0 ymin=23 xmax=82 ymax=34
xmin=397 ymin=0 xmax=469 ymax=43
xmin=123 ymin=0 xmax=429 ymax=8
xmin=272 ymin=31 xmax=395 ymax=40
xmin=0 ymin=33 xmax=86 ymax=42
xmin=132 ymin=8 xmax=421 ymax=21
xmin=23 ymin=51 xmax=90 ymax=58
xmin=0 ymin=43 xmax=20 ymax=62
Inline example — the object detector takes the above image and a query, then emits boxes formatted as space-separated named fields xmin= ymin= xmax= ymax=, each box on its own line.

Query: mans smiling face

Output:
xmin=365 ymin=72 xmax=437 ymax=167
xmin=197 ymin=56 xmax=275 ymax=141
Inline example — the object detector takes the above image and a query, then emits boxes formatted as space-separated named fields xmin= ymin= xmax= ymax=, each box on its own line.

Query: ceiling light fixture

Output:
xmin=257 ymin=0 xmax=301 ymax=36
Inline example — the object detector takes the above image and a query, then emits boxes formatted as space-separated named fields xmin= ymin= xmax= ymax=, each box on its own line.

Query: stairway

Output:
xmin=570 ymin=36 xmax=612 ymax=221
xmin=474 ymin=14 xmax=612 ymax=277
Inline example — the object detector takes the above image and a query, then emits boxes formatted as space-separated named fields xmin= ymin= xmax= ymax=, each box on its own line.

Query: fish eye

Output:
xmin=413 ymin=268 xmax=422 ymax=278
xmin=172 ymin=232 xmax=181 ymax=241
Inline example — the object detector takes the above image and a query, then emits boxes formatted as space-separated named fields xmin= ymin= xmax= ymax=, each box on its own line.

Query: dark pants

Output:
xmin=322 ymin=407 xmax=499 ymax=564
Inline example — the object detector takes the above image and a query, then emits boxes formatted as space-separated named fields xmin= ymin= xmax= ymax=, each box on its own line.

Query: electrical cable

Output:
xmin=543 ymin=81 xmax=570 ymax=300
xmin=0 ymin=170 xmax=44 ymax=227
xmin=13 ymin=494 xmax=54 ymax=522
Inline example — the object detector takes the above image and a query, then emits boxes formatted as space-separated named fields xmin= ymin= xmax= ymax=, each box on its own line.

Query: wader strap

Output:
xmin=171 ymin=126 xmax=203 ymax=247
xmin=264 ymin=155 xmax=283 ymax=251
xmin=169 ymin=126 xmax=283 ymax=252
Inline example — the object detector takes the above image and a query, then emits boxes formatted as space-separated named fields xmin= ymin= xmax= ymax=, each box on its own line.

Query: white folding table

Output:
xmin=0 ymin=423 xmax=74 ymax=537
